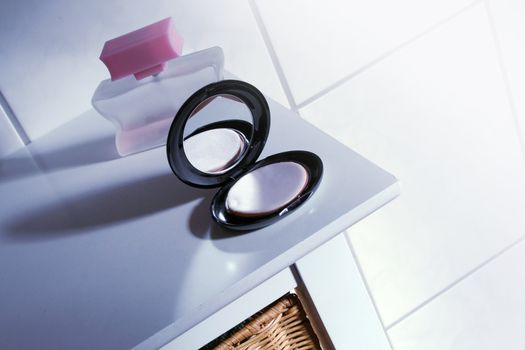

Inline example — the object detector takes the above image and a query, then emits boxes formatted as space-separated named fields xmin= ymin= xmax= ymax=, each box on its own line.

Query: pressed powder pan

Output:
xmin=225 ymin=161 xmax=309 ymax=217
xmin=167 ymin=80 xmax=323 ymax=230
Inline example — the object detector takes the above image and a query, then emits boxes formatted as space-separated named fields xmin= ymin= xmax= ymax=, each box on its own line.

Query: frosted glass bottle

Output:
xmin=91 ymin=18 xmax=224 ymax=156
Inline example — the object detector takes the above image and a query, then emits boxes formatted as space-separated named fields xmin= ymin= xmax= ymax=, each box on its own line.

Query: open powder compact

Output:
xmin=167 ymin=80 xmax=323 ymax=230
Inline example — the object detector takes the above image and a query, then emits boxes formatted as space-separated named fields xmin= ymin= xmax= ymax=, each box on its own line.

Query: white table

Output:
xmin=0 ymin=96 xmax=398 ymax=349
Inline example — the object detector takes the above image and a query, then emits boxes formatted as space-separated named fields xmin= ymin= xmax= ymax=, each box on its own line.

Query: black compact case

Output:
xmin=166 ymin=80 xmax=323 ymax=230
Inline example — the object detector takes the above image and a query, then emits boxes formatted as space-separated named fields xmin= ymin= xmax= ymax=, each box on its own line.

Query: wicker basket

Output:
xmin=206 ymin=294 xmax=321 ymax=350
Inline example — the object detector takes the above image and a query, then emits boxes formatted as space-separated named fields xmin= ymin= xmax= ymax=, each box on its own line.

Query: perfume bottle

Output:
xmin=92 ymin=17 xmax=224 ymax=156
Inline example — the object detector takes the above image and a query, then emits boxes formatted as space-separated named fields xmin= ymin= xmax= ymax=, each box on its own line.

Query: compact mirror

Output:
xmin=167 ymin=80 xmax=323 ymax=231
xmin=167 ymin=80 xmax=270 ymax=189
xmin=183 ymin=94 xmax=252 ymax=174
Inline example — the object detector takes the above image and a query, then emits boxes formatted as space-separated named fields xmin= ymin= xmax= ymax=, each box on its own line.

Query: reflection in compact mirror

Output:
xmin=183 ymin=94 xmax=253 ymax=174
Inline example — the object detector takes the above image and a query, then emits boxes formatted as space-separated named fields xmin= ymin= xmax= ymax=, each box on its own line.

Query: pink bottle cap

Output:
xmin=100 ymin=17 xmax=183 ymax=81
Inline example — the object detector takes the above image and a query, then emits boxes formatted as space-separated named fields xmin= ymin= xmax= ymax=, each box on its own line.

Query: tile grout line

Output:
xmin=296 ymin=0 xmax=482 ymax=110
xmin=0 ymin=90 xmax=30 ymax=145
xmin=248 ymin=0 xmax=299 ymax=112
xmin=385 ymin=235 xmax=525 ymax=331
xmin=483 ymin=0 xmax=525 ymax=163
xmin=343 ymin=231 xmax=396 ymax=349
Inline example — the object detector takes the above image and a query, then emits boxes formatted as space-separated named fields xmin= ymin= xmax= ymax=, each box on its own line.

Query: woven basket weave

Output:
xmin=211 ymin=294 xmax=321 ymax=350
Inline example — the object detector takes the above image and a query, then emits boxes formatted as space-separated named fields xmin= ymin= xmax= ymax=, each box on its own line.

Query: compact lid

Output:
xmin=100 ymin=17 xmax=183 ymax=81
xmin=167 ymin=80 xmax=271 ymax=188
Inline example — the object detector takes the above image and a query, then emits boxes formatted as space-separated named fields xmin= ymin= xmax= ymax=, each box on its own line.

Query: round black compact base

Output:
xmin=211 ymin=151 xmax=323 ymax=231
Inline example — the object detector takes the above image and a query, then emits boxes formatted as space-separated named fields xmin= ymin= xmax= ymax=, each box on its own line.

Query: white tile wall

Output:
xmin=254 ymin=0 xmax=474 ymax=105
xmin=0 ymin=0 xmax=287 ymax=141
xmin=388 ymin=238 xmax=525 ymax=349
xmin=300 ymin=3 xmax=525 ymax=327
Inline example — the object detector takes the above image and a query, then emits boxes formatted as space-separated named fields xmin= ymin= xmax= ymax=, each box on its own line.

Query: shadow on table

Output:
xmin=4 ymin=173 xmax=208 ymax=242
xmin=0 ymin=134 xmax=119 ymax=183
